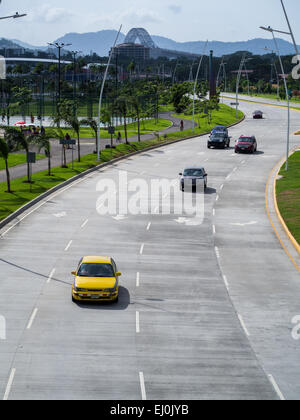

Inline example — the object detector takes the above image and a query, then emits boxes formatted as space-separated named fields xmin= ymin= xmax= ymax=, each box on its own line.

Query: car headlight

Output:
xmin=74 ymin=285 xmax=88 ymax=292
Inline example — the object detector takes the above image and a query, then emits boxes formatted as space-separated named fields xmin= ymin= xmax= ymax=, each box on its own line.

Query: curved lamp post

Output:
xmin=261 ymin=26 xmax=290 ymax=171
xmin=192 ymin=40 xmax=208 ymax=134
xmin=97 ymin=25 xmax=122 ymax=161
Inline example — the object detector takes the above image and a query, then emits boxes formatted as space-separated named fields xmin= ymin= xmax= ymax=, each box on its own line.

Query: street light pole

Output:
xmin=97 ymin=25 xmax=122 ymax=161
xmin=192 ymin=40 xmax=208 ymax=134
xmin=0 ymin=12 xmax=27 ymax=20
xmin=280 ymin=0 xmax=299 ymax=55
xmin=71 ymin=50 xmax=81 ymax=117
xmin=261 ymin=26 xmax=290 ymax=171
xmin=48 ymin=42 xmax=72 ymax=120
xmin=235 ymin=53 xmax=246 ymax=119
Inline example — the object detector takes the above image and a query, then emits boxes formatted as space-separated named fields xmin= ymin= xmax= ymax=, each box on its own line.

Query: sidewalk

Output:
xmin=0 ymin=112 xmax=193 ymax=183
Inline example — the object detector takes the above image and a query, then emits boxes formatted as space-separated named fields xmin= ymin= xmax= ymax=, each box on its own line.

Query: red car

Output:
xmin=235 ymin=136 xmax=258 ymax=154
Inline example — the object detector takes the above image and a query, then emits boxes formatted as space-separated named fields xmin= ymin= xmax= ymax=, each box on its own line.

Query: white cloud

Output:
xmin=28 ymin=4 xmax=75 ymax=24
xmin=168 ymin=5 xmax=182 ymax=15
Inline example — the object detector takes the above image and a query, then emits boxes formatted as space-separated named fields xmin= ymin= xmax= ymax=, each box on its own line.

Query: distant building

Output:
xmin=111 ymin=43 xmax=150 ymax=62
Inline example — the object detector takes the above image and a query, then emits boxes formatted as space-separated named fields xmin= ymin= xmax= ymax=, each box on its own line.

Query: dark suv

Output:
xmin=208 ymin=132 xmax=230 ymax=149
xmin=211 ymin=126 xmax=229 ymax=136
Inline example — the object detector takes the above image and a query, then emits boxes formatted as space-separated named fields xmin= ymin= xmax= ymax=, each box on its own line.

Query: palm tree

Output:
xmin=0 ymin=137 xmax=12 ymax=193
xmin=127 ymin=61 xmax=135 ymax=81
xmin=129 ymin=96 xmax=142 ymax=142
xmin=53 ymin=101 xmax=81 ymax=162
xmin=114 ymin=96 xmax=129 ymax=144
xmin=3 ymin=127 xmax=33 ymax=183
xmin=81 ymin=118 xmax=98 ymax=153
xmin=33 ymin=133 xmax=52 ymax=176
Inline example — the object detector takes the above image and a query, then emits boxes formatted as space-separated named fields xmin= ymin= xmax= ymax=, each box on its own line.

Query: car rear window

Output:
xmin=239 ymin=138 xmax=254 ymax=143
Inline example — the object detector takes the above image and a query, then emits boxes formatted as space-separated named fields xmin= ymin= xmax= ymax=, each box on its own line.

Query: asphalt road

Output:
xmin=0 ymin=98 xmax=299 ymax=400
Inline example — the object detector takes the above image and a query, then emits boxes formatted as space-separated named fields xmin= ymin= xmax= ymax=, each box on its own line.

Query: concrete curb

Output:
xmin=0 ymin=115 xmax=245 ymax=231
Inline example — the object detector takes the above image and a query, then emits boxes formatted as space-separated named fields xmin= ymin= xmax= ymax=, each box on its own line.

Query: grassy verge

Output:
xmin=277 ymin=151 xmax=300 ymax=244
xmin=45 ymin=118 xmax=172 ymax=140
xmin=0 ymin=153 xmax=45 ymax=170
xmin=174 ymin=103 xmax=244 ymax=133
xmin=0 ymin=105 xmax=244 ymax=222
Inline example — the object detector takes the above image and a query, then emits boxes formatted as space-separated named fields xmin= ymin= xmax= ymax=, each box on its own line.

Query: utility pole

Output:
xmin=71 ymin=50 xmax=81 ymax=117
xmin=261 ymin=26 xmax=291 ymax=170
xmin=280 ymin=0 xmax=299 ymax=55
xmin=48 ymin=42 xmax=72 ymax=119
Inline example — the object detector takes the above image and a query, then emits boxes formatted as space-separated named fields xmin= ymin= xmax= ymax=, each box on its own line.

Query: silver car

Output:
xmin=179 ymin=167 xmax=208 ymax=192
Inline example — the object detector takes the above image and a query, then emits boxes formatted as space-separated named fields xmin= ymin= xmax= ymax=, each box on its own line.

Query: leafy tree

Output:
xmin=53 ymin=100 xmax=81 ymax=162
xmin=129 ymin=96 xmax=142 ymax=142
xmin=81 ymin=117 xmax=98 ymax=152
xmin=12 ymin=86 xmax=33 ymax=121
xmin=0 ymin=137 xmax=13 ymax=193
xmin=33 ymin=133 xmax=53 ymax=176
xmin=114 ymin=96 xmax=129 ymax=144
xmin=3 ymin=127 xmax=34 ymax=183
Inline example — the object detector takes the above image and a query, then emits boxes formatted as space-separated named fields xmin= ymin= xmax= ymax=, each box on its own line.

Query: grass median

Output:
xmin=0 ymin=105 xmax=244 ymax=223
xmin=45 ymin=118 xmax=172 ymax=140
xmin=0 ymin=153 xmax=45 ymax=170
xmin=277 ymin=151 xmax=300 ymax=245
xmin=174 ymin=103 xmax=244 ymax=134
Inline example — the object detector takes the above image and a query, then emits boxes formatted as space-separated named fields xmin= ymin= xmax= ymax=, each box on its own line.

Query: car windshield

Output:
xmin=239 ymin=138 xmax=254 ymax=143
xmin=211 ymin=134 xmax=224 ymax=139
xmin=184 ymin=169 xmax=203 ymax=177
xmin=213 ymin=127 xmax=226 ymax=132
xmin=77 ymin=263 xmax=115 ymax=277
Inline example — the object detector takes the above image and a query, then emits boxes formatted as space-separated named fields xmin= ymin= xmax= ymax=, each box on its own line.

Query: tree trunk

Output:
xmin=77 ymin=132 xmax=81 ymax=162
xmin=124 ymin=114 xmax=128 ymax=144
xmin=48 ymin=156 xmax=51 ymax=176
xmin=5 ymin=159 xmax=11 ymax=193
xmin=137 ymin=111 xmax=141 ymax=142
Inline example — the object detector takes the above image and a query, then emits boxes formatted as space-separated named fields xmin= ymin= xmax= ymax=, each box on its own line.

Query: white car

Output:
xmin=179 ymin=167 xmax=208 ymax=192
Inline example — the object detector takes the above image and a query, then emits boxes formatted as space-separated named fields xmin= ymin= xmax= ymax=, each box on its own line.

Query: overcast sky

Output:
xmin=0 ymin=0 xmax=299 ymax=46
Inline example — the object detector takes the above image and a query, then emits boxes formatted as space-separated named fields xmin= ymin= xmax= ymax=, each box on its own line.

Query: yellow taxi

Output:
xmin=72 ymin=256 xmax=121 ymax=303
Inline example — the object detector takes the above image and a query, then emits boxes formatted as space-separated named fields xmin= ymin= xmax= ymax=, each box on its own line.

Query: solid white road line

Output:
xmin=223 ymin=275 xmax=229 ymax=291
xmin=136 ymin=311 xmax=140 ymax=333
xmin=139 ymin=372 xmax=147 ymax=401
xmin=27 ymin=308 xmax=38 ymax=330
xmin=215 ymin=247 xmax=220 ymax=260
xmin=65 ymin=240 xmax=73 ymax=251
xmin=3 ymin=368 xmax=16 ymax=401
xmin=238 ymin=314 xmax=250 ymax=337
xmin=268 ymin=374 xmax=285 ymax=401
xmin=136 ymin=272 xmax=140 ymax=287
xmin=81 ymin=219 xmax=89 ymax=229
xmin=47 ymin=268 xmax=56 ymax=284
